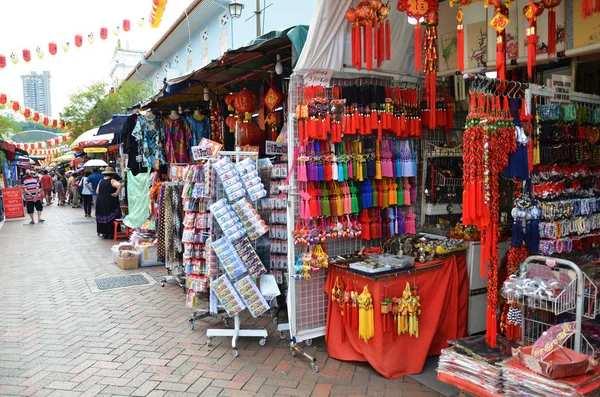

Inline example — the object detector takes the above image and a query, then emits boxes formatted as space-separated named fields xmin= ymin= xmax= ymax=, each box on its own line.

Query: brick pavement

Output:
xmin=0 ymin=204 xmax=443 ymax=397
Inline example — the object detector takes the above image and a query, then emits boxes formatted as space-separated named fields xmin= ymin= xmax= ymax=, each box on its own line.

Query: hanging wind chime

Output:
xmin=346 ymin=0 xmax=392 ymax=71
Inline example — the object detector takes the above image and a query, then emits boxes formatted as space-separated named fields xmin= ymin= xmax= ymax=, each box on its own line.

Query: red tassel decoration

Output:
xmin=378 ymin=20 xmax=385 ymax=68
xmin=385 ymin=20 xmax=391 ymax=61
xmin=496 ymin=31 xmax=506 ymax=81
xmin=365 ymin=23 xmax=373 ymax=71
xmin=547 ymin=7 xmax=557 ymax=57
xmin=374 ymin=21 xmax=379 ymax=61
xmin=414 ymin=24 xmax=422 ymax=72
xmin=527 ymin=26 xmax=537 ymax=80
xmin=583 ymin=0 xmax=593 ymax=18
xmin=457 ymin=23 xmax=464 ymax=72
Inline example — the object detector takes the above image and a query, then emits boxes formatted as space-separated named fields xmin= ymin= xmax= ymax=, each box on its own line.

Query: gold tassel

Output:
xmin=358 ymin=285 xmax=374 ymax=342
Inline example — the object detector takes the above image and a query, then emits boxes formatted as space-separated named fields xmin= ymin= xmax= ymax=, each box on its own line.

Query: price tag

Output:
xmin=304 ymin=69 xmax=333 ymax=87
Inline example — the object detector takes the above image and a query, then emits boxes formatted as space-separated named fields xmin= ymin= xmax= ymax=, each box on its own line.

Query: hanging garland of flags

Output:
xmin=0 ymin=0 xmax=167 ymax=69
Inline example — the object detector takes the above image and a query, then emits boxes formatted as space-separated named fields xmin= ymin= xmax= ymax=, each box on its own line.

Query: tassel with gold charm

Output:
xmin=357 ymin=285 xmax=374 ymax=342
xmin=408 ymin=283 xmax=421 ymax=338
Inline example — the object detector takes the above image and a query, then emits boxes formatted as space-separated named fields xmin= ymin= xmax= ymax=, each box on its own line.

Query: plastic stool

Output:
xmin=114 ymin=219 xmax=129 ymax=241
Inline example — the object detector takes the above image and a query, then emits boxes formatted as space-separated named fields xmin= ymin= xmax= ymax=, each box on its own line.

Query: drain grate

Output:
xmin=69 ymin=220 xmax=95 ymax=225
xmin=94 ymin=274 xmax=150 ymax=290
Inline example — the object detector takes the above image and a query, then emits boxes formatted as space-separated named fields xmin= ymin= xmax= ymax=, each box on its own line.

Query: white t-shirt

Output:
xmin=80 ymin=177 xmax=93 ymax=195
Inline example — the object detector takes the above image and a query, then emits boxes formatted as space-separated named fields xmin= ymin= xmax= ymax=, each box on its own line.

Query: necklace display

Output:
xmin=462 ymin=90 xmax=517 ymax=348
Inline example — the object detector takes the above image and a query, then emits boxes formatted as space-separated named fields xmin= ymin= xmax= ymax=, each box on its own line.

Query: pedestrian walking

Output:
xmin=95 ymin=167 xmax=122 ymax=239
xmin=69 ymin=172 xmax=80 ymax=208
xmin=55 ymin=175 xmax=65 ymax=205
xmin=81 ymin=171 xmax=94 ymax=217
xmin=40 ymin=170 xmax=53 ymax=206
xmin=86 ymin=167 xmax=103 ymax=215
xmin=21 ymin=171 xmax=45 ymax=224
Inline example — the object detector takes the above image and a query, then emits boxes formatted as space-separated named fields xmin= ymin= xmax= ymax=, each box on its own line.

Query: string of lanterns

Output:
xmin=1 ymin=92 xmax=73 ymax=135
xmin=0 ymin=0 xmax=168 ymax=69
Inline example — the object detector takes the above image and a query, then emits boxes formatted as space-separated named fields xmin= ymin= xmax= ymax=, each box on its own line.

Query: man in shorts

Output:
xmin=40 ymin=170 xmax=54 ymax=206
xmin=22 ymin=171 xmax=45 ymax=224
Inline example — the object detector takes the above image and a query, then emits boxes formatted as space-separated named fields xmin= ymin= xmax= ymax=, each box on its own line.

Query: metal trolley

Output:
xmin=505 ymin=255 xmax=597 ymax=356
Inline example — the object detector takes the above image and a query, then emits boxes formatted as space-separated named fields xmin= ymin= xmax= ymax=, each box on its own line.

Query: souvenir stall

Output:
xmin=119 ymin=29 xmax=304 ymax=353
xmin=276 ymin=0 xmax=474 ymax=377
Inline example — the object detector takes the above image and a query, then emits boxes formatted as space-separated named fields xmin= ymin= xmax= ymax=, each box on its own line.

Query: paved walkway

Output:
xmin=0 ymin=204 xmax=442 ymax=397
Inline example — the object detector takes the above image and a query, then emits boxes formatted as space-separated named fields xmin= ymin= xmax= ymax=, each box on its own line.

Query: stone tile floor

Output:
xmin=0 ymin=204 xmax=443 ymax=397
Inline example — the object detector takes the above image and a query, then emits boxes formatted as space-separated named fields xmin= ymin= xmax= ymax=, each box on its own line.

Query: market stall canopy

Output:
xmin=96 ymin=114 xmax=138 ymax=137
xmin=138 ymin=26 xmax=308 ymax=109
xmin=53 ymin=152 xmax=75 ymax=163
xmin=70 ymin=128 xmax=114 ymax=150
xmin=9 ymin=130 xmax=60 ymax=143
xmin=295 ymin=1 xmax=415 ymax=77
xmin=83 ymin=159 xmax=108 ymax=167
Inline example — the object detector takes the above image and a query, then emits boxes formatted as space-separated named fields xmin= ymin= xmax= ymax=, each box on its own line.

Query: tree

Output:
xmin=0 ymin=113 xmax=18 ymax=140
xmin=60 ymin=80 xmax=152 ymax=140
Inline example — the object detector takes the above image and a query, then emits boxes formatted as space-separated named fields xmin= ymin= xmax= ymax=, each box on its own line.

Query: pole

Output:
xmin=255 ymin=0 xmax=261 ymax=36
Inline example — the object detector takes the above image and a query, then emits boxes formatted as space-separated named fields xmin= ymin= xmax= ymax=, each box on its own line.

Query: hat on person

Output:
xmin=102 ymin=167 xmax=117 ymax=175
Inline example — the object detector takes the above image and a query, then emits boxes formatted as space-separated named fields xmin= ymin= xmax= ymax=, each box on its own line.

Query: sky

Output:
xmin=0 ymin=0 xmax=192 ymax=118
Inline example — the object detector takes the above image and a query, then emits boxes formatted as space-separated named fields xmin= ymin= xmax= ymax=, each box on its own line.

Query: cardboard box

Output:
xmin=112 ymin=244 xmax=135 ymax=264
xmin=135 ymin=244 xmax=164 ymax=267
xmin=116 ymin=249 xmax=139 ymax=270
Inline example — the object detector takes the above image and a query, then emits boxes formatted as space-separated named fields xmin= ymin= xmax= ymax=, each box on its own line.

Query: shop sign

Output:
xmin=304 ymin=69 xmax=334 ymax=87
xmin=191 ymin=145 xmax=217 ymax=160
xmin=549 ymin=74 xmax=572 ymax=104
xmin=1 ymin=188 xmax=25 ymax=219
xmin=265 ymin=141 xmax=288 ymax=155
xmin=83 ymin=147 xmax=108 ymax=153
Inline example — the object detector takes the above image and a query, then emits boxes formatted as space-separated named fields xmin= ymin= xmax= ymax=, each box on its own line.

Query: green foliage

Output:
xmin=60 ymin=80 xmax=152 ymax=140
xmin=442 ymin=36 xmax=458 ymax=69
xmin=0 ymin=114 xmax=18 ymax=140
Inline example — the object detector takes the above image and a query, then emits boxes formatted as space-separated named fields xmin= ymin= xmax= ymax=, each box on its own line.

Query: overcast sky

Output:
xmin=0 ymin=0 xmax=191 ymax=118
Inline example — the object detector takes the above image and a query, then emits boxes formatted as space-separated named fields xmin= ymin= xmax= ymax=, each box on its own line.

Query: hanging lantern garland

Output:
xmin=346 ymin=0 xmax=392 ymax=71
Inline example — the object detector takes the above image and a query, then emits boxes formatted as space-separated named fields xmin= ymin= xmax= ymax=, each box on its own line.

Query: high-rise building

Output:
xmin=21 ymin=71 xmax=52 ymax=116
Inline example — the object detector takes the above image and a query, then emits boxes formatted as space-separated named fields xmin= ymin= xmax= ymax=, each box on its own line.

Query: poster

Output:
xmin=1 ymin=188 xmax=25 ymax=219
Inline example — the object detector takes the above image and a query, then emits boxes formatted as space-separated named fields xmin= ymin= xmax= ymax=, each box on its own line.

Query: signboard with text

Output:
xmin=1 ymin=188 xmax=25 ymax=219
xmin=304 ymin=69 xmax=333 ymax=87
xmin=265 ymin=141 xmax=288 ymax=155
xmin=549 ymin=74 xmax=572 ymax=104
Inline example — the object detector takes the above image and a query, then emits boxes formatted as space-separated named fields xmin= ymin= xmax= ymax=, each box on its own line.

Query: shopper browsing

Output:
xmin=39 ymin=170 xmax=53 ymax=206
xmin=80 ymin=171 xmax=94 ymax=217
xmin=22 ymin=171 xmax=45 ymax=225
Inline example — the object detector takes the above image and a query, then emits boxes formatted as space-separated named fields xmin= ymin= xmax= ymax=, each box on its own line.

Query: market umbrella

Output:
xmin=83 ymin=159 xmax=108 ymax=167
xmin=531 ymin=322 xmax=577 ymax=360
xmin=53 ymin=153 xmax=75 ymax=163
xmin=70 ymin=127 xmax=114 ymax=150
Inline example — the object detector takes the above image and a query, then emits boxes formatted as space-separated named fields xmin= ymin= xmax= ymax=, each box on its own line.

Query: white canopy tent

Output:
xmin=295 ymin=0 xmax=418 ymax=80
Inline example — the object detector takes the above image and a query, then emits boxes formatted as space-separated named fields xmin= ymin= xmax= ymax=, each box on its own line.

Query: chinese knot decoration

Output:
xmin=346 ymin=0 xmax=392 ymax=71
xmin=523 ymin=0 xmax=544 ymax=80
xmin=396 ymin=0 xmax=439 ymax=128
xmin=542 ymin=0 xmax=561 ymax=57
xmin=489 ymin=3 xmax=510 ymax=81
xmin=449 ymin=0 xmax=475 ymax=73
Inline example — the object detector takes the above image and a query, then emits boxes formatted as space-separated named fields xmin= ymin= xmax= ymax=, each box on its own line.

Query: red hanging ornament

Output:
xmin=542 ymin=0 xmax=561 ymax=57
xmin=75 ymin=34 xmax=83 ymax=48
xmin=456 ymin=7 xmax=465 ymax=72
xmin=489 ymin=5 xmax=510 ymax=81
xmin=523 ymin=1 xmax=544 ymax=80
xmin=24 ymin=108 xmax=31 ymax=119
xmin=0 ymin=55 xmax=5 ymax=69
xmin=424 ymin=5 xmax=439 ymax=128
xmin=12 ymin=101 xmax=20 ymax=112
xmin=100 ymin=27 xmax=108 ymax=40
xmin=397 ymin=0 xmax=432 ymax=72
xmin=0 ymin=93 xmax=6 ymax=105
xmin=356 ymin=0 xmax=376 ymax=71
xmin=123 ymin=19 xmax=131 ymax=32
xmin=346 ymin=8 xmax=361 ymax=70
xmin=48 ymin=42 xmax=58 ymax=56
xmin=33 ymin=112 xmax=40 ymax=122
xmin=22 ymin=49 xmax=31 ymax=63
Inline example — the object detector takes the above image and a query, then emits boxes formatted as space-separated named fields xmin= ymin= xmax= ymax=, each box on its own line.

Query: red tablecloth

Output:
xmin=325 ymin=254 xmax=468 ymax=379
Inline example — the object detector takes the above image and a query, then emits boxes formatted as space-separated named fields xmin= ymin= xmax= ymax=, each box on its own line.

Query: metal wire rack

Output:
xmin=522 ymin=313 xmax=595 ymax=358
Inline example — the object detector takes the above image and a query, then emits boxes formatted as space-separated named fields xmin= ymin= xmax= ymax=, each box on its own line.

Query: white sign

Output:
xmin=550 ymin=74 xmax=572 ymax=104
xmin=304 ymin=69 xmax=334 ymax=87
xmin=265 ymin=141 xmax=288 ymax=155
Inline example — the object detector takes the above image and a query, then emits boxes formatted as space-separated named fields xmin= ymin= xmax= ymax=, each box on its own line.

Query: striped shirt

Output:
xmin=22 ymin=177 xmax=40 ymax=202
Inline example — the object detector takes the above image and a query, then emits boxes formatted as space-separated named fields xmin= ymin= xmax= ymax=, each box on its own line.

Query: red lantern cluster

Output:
xmin=233 ymin=88 xmax=260 ymax=114
xmin=346 ymin=0 xmax=392 ymax=71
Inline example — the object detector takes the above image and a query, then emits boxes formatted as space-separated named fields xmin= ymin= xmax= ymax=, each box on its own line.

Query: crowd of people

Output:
xmin=19 ymin=167 xmax=123 ymax=239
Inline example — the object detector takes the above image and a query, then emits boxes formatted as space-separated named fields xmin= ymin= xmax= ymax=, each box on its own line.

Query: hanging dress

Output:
xmin=164 ymin=117 xmax=192 ymax=163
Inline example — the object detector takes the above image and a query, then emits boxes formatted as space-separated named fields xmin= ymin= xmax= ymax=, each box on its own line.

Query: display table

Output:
xmin=324 ymin=254 xmax=468 ymax=379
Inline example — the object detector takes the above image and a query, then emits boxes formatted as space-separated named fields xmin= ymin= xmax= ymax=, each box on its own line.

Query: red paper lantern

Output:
xmin=75 ymin=35 xmax=83 ymax=48
xmin=12 ymin=101 xmax=20 ymax=112
xmin=49 ymin=42 xmax=57 ymax=55
xmin=24 ymin=144 xmax=29 ymax=150
xmin=225 ymin=115 xmax=238 ymax=129
xmin=233 ymin=88 xmax=259 ymax=114
xmin=52 ymin=120 xmax=58 ymax=129
xmin=0 ymin=93 xmax=6 ymax=105
xmin=43 ymin=117 xmax=49 ymax=126
xmin=46 ymin=140 xmax=52 ymax=147
xmin=54 ymin=138 xmax=59 ymax=145
xmin=24 ymin=108 xmax=31 ymax=118
xmin=22 ymin=49 xmax=31 ymax=62
xmin=123 ymin=19 xmax=131 ymax=32
xmin=61 ymin=134 xmax=67 ymax=142
xmin=33 ymin=112 xmax=40 ymax=122
xmin=100 ymin=27 xmax=108 ymax=40
xmin=224 ymin=93 xmax=236 ymax=108
xmin=0 ymin=54 xmax=5 ymax=69
xmin=237 ymin=122 xmax=262 ymax=145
